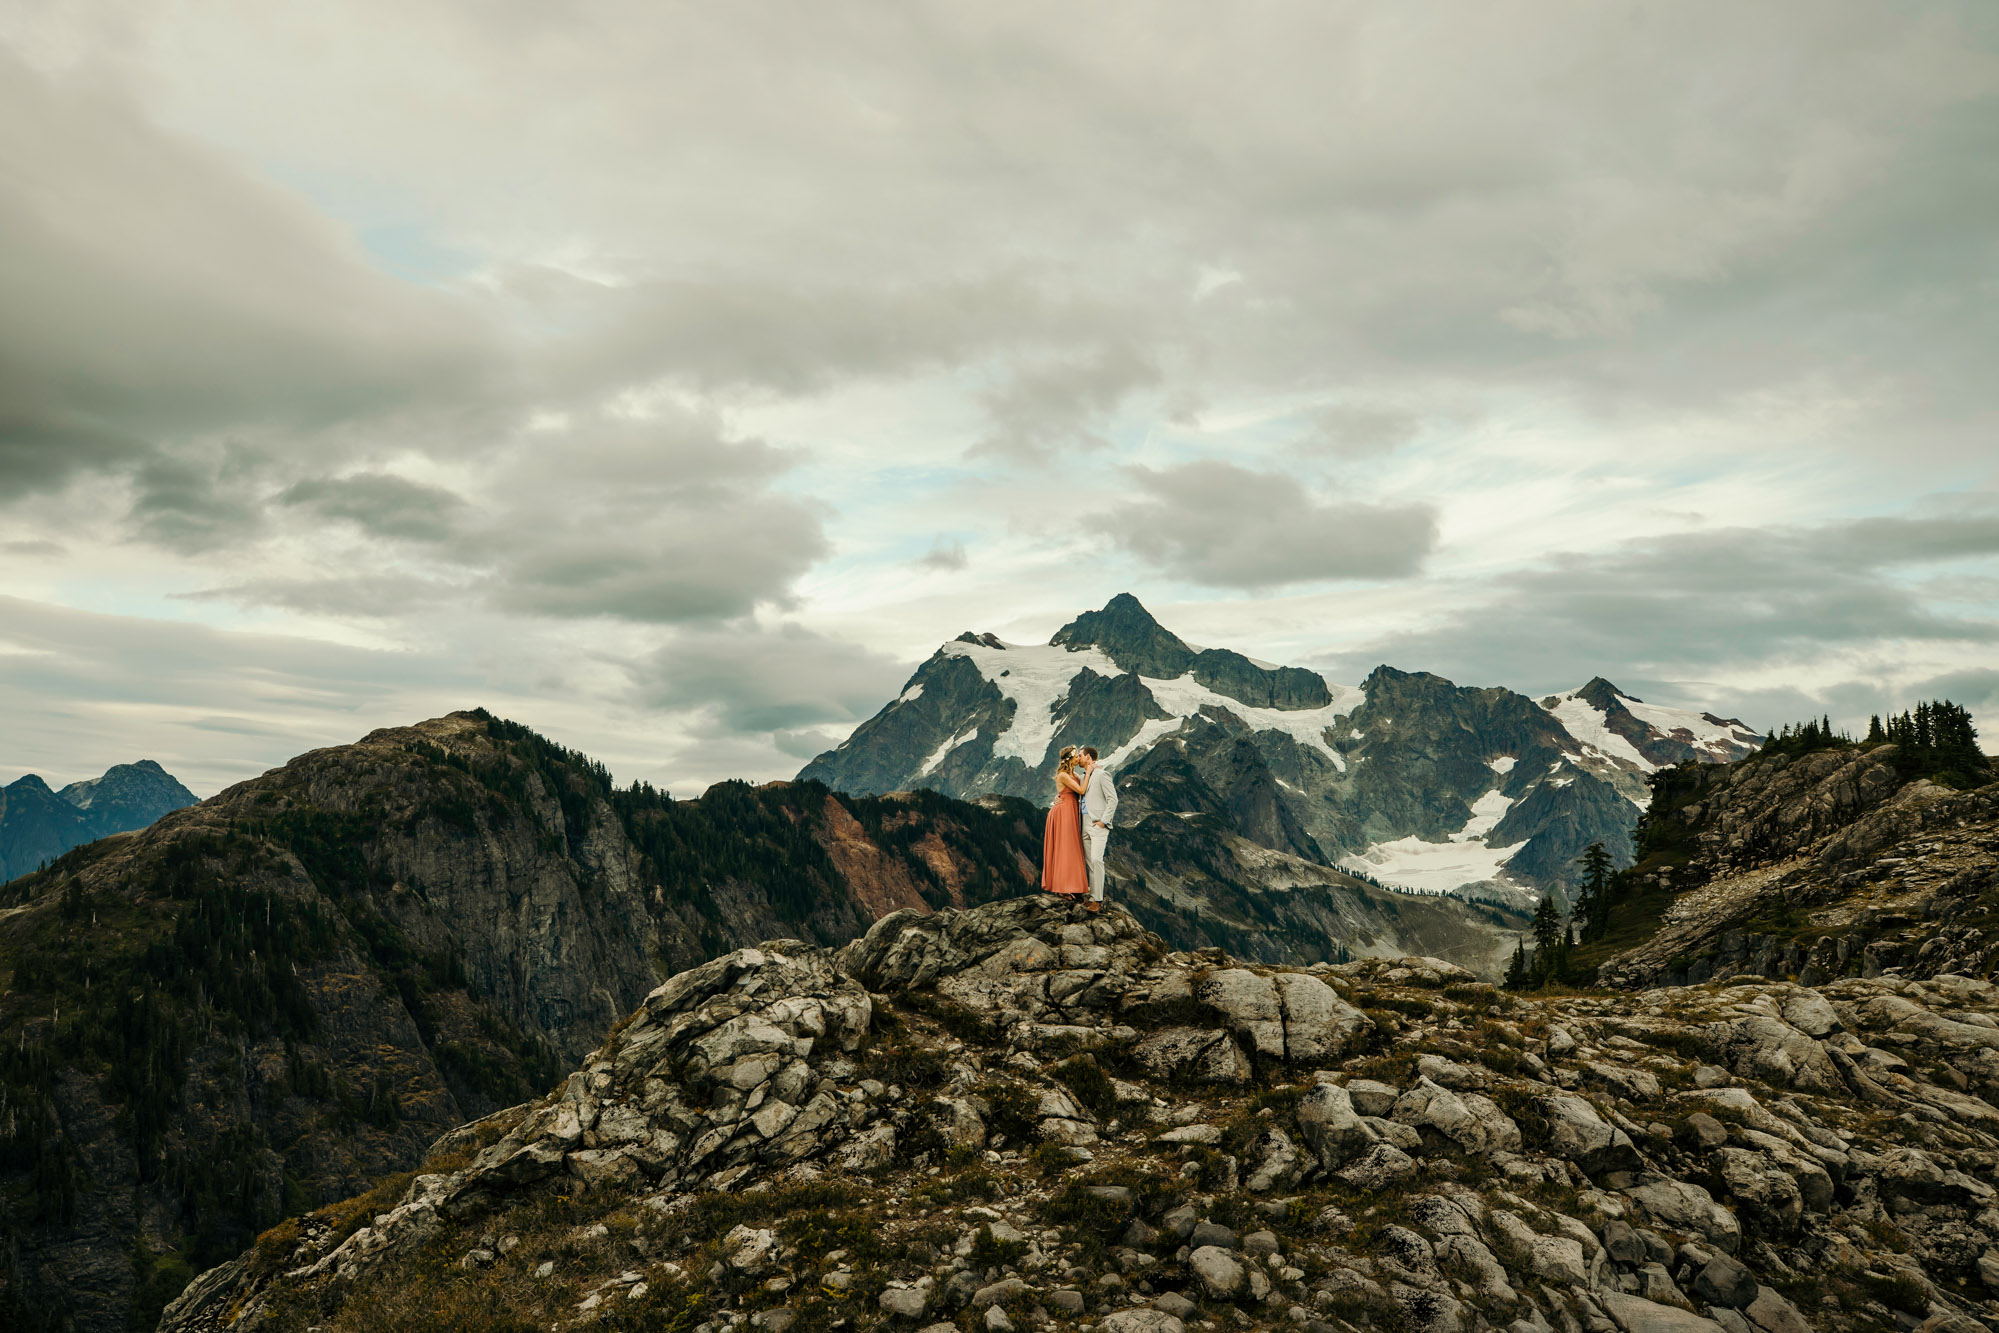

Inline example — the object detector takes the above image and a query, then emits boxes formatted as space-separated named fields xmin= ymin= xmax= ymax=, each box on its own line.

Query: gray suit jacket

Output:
xmin=1083 ymin=765 xmax=1118 ymax=829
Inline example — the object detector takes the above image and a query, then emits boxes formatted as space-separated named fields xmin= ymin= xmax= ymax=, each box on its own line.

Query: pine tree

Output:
xmin=1504 ymin=941 xmax=1528 ymax=990
xmin=1866 ymin=715 xmax=1885 ymax=745
xmin=1572 ymin=842 xmax=1616 ymax=943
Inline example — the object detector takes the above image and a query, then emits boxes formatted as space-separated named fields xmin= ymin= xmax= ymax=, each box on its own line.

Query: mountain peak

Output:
xmin=1049 ymin=593 xmax=1195 ymax=677
xmin=1575 ymin=677 xmax=1637 ymax=709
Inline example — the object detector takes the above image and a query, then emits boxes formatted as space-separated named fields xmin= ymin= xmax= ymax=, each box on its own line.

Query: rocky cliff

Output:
xmin=166 ymin=892 xmax=1999 ymax=1333
xmin=0 ymin=759 xmax=197 ymax=881
xmin=1587 ymin=744 xmax=1997 ymax=990
xmin=0 ymin=712 xmax=1048 ymax=1333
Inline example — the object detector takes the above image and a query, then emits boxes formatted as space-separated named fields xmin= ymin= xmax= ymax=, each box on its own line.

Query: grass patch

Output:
xmin=1049 ymin=1057 xmax=1117 ymax=1120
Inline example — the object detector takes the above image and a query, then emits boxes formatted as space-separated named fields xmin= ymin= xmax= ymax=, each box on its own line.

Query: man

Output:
xmin=1078 ymin=745 xmax=1118 ymax=911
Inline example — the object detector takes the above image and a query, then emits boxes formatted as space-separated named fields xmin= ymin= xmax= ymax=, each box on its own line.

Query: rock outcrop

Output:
xmin=1595 ymin=747 xmax=1999 ymax=990
xmin=162 ymin=894 xmax=1999 ymax=1333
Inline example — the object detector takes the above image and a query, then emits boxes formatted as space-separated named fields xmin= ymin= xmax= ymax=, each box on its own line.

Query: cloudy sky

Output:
xmin=3 ymin=1 xmax=1997 ymax=797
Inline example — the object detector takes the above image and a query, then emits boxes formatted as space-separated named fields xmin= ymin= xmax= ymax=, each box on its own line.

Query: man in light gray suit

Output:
xmin=1078 ymin=746 xmax=1118 ymax=910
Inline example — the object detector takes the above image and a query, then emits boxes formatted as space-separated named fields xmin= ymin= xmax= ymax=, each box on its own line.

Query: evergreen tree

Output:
xmin=1572 ymin=842 xmax=1616 ymax=942
xmin=1531 ymin=894 xmax=1560 ymax=953
xmin=1504 ymin=941 xmax=1528 ymax=990
xmin=1866 ymin=715 xmax=1885 ymax=745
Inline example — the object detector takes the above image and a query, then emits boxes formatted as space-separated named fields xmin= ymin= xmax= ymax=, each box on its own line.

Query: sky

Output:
xmin=3 ymin=1 xmax=1997 ymax=798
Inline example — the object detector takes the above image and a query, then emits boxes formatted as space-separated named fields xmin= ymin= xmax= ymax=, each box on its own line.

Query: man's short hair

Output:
xmin=1081 ymin=746 xmax=1098 ymax=760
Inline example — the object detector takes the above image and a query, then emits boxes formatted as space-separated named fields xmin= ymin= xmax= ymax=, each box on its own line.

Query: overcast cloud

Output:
xmin=1 ymin=1 xmax=1996 ymax=794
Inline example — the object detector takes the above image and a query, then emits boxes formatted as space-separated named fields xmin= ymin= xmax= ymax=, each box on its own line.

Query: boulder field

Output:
xmin=165 ymin=894 xmax=1999 ymax=1333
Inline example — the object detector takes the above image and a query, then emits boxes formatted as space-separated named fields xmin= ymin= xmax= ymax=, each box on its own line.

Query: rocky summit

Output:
xmin=165 ymin=891 xmax=1999 ymax=1333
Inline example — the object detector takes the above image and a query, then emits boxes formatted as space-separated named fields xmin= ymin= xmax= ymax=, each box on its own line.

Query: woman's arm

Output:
xmin=1057 ymin=770 xmax=1086 ymax=794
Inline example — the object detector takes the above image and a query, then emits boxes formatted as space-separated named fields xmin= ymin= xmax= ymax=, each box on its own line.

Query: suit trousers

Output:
xmin=1084 ymin=823 xmax=1109 ymax=902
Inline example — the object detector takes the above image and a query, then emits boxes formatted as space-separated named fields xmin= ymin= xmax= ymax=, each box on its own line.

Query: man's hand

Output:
xmin=1092 ymin=820 xmax=1106 ymax=829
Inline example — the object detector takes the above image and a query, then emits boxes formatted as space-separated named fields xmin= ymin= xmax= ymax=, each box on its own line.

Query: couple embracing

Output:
xmin=1041 ymin=744 xmax=1117 ymax=912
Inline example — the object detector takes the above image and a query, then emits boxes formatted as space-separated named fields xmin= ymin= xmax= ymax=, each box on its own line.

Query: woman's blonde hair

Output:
xmin=1055 ymin=745 xmax=1081 ymax=785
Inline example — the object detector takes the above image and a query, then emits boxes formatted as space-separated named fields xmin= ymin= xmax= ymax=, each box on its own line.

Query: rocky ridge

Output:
xmin=1593 ymin=747 xmax=1998 ymax=990
xmin=168 ymin=892 xmax=1999 ymax=1333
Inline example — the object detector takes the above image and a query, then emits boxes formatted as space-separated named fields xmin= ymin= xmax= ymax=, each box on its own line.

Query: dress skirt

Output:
xmin=1042 ymin=790 xmax=1090 ymax=896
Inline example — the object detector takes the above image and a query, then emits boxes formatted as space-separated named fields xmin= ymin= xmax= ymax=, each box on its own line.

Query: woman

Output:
xmin=1041 ymin=746 xmax=1092 ymax=902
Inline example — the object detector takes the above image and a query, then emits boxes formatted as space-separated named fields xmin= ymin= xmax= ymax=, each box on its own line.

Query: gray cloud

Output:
xmin=1324 ymin=502 xmax=1999 ymax=699
xmin=280 ymin=473 xmax=468 ymax=541
xmin=919 ymin=539 xmax=969 ymax=572
xmin=975 ymin=344 xmax=1160 ymax=459
xmin=0 ymin=54 xmax=493 ymax=498
xmin=1297 ymin=405 xmax=1423 ymax=457
xmin=634 ymin=622 xmax=908 ymax=738
xmin=128 ymin=450 xmax=267 ymax=553
xmin=1101 ymin=461 xmax=1439 ymax=589
xmin=0 ymin=594 xmax=478 ymax=793
xmin=479 ymin=414 xmax=826 ymax=624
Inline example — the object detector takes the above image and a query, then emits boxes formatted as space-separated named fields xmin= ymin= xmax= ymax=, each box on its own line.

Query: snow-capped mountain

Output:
xmin=799 ymin=594 xmax=1760 ymax=904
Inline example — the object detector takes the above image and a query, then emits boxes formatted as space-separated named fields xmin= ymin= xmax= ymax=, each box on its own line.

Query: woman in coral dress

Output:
xmin=1042 ymin=746 xmax=1091 ymax=899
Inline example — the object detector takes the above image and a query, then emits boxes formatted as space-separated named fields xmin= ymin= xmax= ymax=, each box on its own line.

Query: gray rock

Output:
xmin=1596 ymin=1291 xmax=1727 ymax=1333
xmin=1391 ymin=1077 xmax=1520 ymax=1155
xmin=1246 ymin=1127 xmax=1309 ymax=1193
xmin=1542 ymin=1093 xmax=1640 ymax=1171
xmin=1713 ymin=1148 xmax=1803 ymax=1236
xmin=880 ymin=1286 xmax=933 ymax=1319
xmin=1345 ymin=1078 xmax=1399 ymax=1118
xmin=1154 ymin=1292 xmax=1199 ymax=1319
xmin=1197 ymin=969 xmax=1285 ymax=1058
xmin=1133 ymin=1027 xmax=1251 ymax=1083
xmin=1191 ymin=1245 xmax=1247 ymax=1298
xmin=1681 ymin=1113 xmax=1729 ymax=1150
xmin=1778 ymin=990 xmax=1841 ymax=1038
xmin=1242 ymin=1230 xmax=1281 ymax=1257
xmin=1635 ymin=1264 xmax=1686 ymax=1307
xmin=1691 ymin=1253 xmax=1759 ymax=1309
xmin=1101 ymin=1311 xmax=1187 ymax=1333
xmin=972 ymin=1278 xmax=1030 ymax=1308
xmin=1742 ymin=1287 xmax=1811 ymax=1333
xmin=754 ymin=1312 xmax=798 ymax=1333
xmin=1048 ymin=1291 xmax=1085 ymax=1315
xmin=1623 ymin=1179 xmax=1741 ymax=1253
xmin=1602 ymin=1220 xmax=1646 ymax=1266
xmin=1338 ymin=1142 xmax=1417 ymax=1190
xmin=1162 ymin=1204 xmax=1199 ymax=1241
xmin=1273 ymin=971 xmax=1369 ymax=1062
xmin=1296 ymin=1082 xmax=1377 ymax=1169
xmin=725 ymin=1225 xmax=777 ymax=1271
xmin=1190 ymin=1221 xmax=1239 ymax=1250
xmin=984 ymin=1305 xmax=1015 ymax=1333
xmin=1153 ymin=1124 xmax=1222 ymax=1145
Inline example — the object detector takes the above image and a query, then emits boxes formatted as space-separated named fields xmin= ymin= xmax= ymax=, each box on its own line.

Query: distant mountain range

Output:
xmin=0 ymin=758 xmax=196 ymax=880
xmin=801 ymin=593 xmax=1763 ymax=906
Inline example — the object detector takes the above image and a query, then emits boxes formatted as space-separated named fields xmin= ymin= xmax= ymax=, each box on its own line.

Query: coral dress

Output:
xmin=1042 ymin=787 xmax=1090 ymax=896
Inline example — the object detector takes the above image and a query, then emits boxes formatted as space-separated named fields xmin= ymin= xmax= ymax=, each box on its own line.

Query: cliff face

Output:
xmin=1590 ymin=745 xmax=1998 ymax=990
xmin=0 ymin=713 xmax=1045 ymax=1333
xmin=167 ymin=893 xmax=1999 ymax=1333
